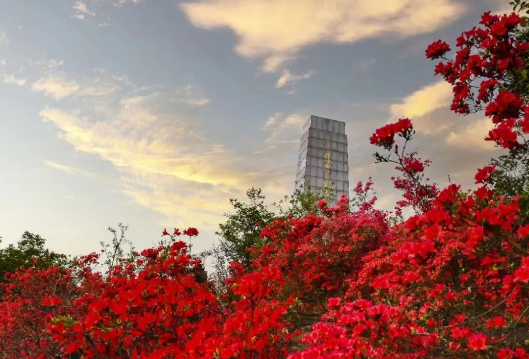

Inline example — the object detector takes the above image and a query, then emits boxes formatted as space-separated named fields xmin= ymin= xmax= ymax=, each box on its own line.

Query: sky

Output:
xmin=0 ymin=0 xmax=511 ymax=256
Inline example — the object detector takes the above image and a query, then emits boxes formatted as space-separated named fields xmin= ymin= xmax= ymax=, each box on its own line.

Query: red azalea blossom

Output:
xmin=468 ymin=334 xmax=487 ymax=351
xmin=426 ymin=40 xmax=451 ymax=59
xmin=475 ymin=165 xmax=496 ymax=184
xmin=486 ymin=316 xmax=507 ymax=328
xmin=183 ymin=227 xmax=199 ymax=236
xmin=370 ymin=118 xmax=412 ymax=148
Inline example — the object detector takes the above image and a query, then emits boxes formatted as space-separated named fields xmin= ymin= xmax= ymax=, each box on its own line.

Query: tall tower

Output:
xmin=295 ymin=115 xmax=349 ymax=202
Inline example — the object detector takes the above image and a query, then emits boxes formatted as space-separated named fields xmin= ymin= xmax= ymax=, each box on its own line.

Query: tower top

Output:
xmin=303 ymin=115 xmax=346 ymax=134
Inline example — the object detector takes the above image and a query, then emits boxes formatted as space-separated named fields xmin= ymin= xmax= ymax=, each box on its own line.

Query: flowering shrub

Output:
xmin=292 ymin=8 xmax=529 ymax=359
xmin=0 ymin=265 xmax=76 ymax=359
xmin=4 ymin=5 xmax=529 ymax=359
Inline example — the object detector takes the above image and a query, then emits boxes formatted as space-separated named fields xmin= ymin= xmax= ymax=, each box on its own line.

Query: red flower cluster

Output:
xmin=184 ymin=227 xmax=199 ymax=236
xmin=475 ymin=165 xmax=496 ymax=184
xmin=429 ymin=11 xmax=529 ymax=150
xmin=425 ymin=39 xmax=451 ymax=59
xmin=369 ymin=118 xmax=412 ymax=149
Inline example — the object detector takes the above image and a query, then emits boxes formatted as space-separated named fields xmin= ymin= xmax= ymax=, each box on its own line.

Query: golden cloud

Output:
xmin=40 ymin=91 xmax=299 ymax=229
xmin=181 ymin=0 xmax=465 ymax=71
xmin=389 ymin=80 xmax=454 ymax=135
xmin=445 ymin=118 xmax=497 ymax=151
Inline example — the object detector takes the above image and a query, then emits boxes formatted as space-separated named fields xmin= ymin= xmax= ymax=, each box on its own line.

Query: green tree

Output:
xmin=274 ymin=185 xmax=326 ymax=219
xmin=0 ymin=232 xmax=70 ymax=283
xmin=216 ymin=188 xmax=275 ymax=270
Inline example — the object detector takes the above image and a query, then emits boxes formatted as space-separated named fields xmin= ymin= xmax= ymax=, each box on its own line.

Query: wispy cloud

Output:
xmin=28 ymin=58 xmax=64 ymax=70
xmin=0 ymin=25 xmax=8 ymax=45
xmin=111 ymin=0 xmax=142 ymax=5
xmin=72 ymin=1 xmax=96 ymax=20
xmin=71 ymin=0 xmax=141 ymax=24
xmin=38 ymin=87 xmax=296 ymax=228
xmin=490 ymin=0 xmax=513 ymax=15
xmin=3 ymin=74 xmax=27 ymax=86
xmin=42 ymin=160 xmax=100 ymax=179
xmin=445 ymin=118 xmax=496 ymax=151
xmin=181 ymin=0 xmax=466 ymax=72
xmin=275 ymin=69 xmax=315 ymax=94
xmin=262 ymin=112 xmax=306 ymax=144
xmin=171 ymin=85 xmax=210 ymax=106
xmin=389 ymin=80 xmax=453 ymax=134
xmin=78 ymin=85 xmax=120 ymax=97
xmin=32 ymin=74 xmax=80 ymax=100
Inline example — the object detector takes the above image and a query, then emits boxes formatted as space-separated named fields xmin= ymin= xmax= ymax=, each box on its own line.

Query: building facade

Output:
xmin=295 ymin=115 xmax=349 ymax=202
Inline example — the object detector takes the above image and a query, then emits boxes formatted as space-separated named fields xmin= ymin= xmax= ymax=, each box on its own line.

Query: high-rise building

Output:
xmin=295 ymin=115 xmax=349 ymax=202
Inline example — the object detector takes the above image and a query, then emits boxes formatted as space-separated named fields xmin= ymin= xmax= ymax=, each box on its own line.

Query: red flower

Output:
xmin=426 ymin=40 xmax=451 ymax=59
xmin=474 ymin=165 xmax=496 ymax=184
xmin=477 ymin=79 xmax=499 ymax=102
xmin=514 ymin=264 xmax=529 ymax=283
xmin=41 ymin=296 xmax=62 ymax=306
xmin=467 ymin=333 xmax=487 ymax=350
xmin=486 ymin=119 xmax=518 ymax=148
xmin=497 ymin=349 xmax=514 ymax=359
xmin=162 ymin=228 xmax=170 ymax=236
xmin=183 ymin=227 xmax=199 ymax=236
xmin=484 ymin=91 xmax=524 ymax=123
xmin=490 ymin=21 xmax=508 ymax=36
xmin=486 ymin=316 xmax=506 ymax=328
xmin=402 ymin=157 xmax=424 ymax=174
xmin=370 ymin=118 xmax=412 ymax=148
xmin=517 ymin=224 xmax=529 ymax=238
xmin=173 ymin=228 xmax=181 ymax=236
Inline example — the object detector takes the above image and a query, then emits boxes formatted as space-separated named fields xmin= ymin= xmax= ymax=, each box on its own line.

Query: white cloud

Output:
xmin=112 ymin=0 xmax=142 ymax=5
xmin=32 ymin=75 xmax=80 ymax=100
xmin=3 ymin=74 xmax=26 ymax=86
xmin=181 ymin=0 xmax=466 ymax=71
xmin=72 ymin=1 xmax=96 ymax=20
xmin=263 ymin=112 xmax=306 ymax=144
xmin=28 ymin=58 xmax=64 ymax=69
xmin=275 ymin=69 xmax=315 ymax=93
xmin=389 ymin=80 xmax=453 ymax=134
xmin=183 ymin=98 xmax=210 ymax=106
xmin=490 ymin=0 xmax=513 ymax=15
xmin=445 ymin=118 xmax=496 ymax=151
xmin=78 ymin=84 xmax=120 ymax=97
xmin=38 ymin=90 xmax=297 ymax=229
xmin=171 ymin=85 xmax=210 ymax=106
xmin=43 ymin=160 xmax=99 ymax=179
xmin=0 ymin=31 xmax=8 ymax=45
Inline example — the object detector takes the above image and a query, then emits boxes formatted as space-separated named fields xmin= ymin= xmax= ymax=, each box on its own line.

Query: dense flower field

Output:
xmin=3 ymin=6 xmax=529 ymax=359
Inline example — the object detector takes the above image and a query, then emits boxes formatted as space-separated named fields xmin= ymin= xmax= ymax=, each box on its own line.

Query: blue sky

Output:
xmin=0 ymin=0 xmax=509 ymax=255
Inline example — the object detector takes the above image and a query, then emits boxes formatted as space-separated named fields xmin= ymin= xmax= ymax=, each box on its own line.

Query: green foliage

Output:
xmin=0 ymin=232 xmax=70 ymax=283
xmin=490 ymin=151 xmax=529 ymax=215
xmin=216 ymin=188 xmax=275 ymax=270
xmin=511 ymin=0 xmax=529 ymax=14
xmin=274 ymin=185 xmax=326 ymax=219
